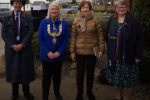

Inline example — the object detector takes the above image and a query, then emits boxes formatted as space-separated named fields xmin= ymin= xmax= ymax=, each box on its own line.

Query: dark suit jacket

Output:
xmin=106 ymin=14 xmax=145 ymax=64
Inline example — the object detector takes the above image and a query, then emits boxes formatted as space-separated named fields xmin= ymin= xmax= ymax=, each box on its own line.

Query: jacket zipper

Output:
xmin=85 ymin=26 xmax=87 ymax=55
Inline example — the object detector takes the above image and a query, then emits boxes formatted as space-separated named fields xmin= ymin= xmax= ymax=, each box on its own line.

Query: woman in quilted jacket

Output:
xmin=70 ymin=1 xmax=105 ymax=100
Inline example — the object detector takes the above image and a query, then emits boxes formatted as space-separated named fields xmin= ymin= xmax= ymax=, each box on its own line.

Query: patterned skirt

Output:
xmin=107 ymin=61 xmax=139 ymax=89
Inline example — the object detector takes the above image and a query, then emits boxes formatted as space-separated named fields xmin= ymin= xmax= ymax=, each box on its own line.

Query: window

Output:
xmin=68 ymin=11 xmax=72 ymax=14
xmin=60 ymin=10 xmax=68 ymax=14
xmin=72 ymin=7 xmax=78 ymax=11
xmin=2 ymin=9 xmax=7 ymax=11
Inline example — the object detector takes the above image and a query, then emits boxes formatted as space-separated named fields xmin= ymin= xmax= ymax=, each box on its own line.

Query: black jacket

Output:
xmin=106 ymin=14 xmax=145 ymax=64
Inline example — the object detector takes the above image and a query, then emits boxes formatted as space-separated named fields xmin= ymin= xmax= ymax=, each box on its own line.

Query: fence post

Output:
xmin=31 ymin=7 xmax=33 ymax=17
xmin=130 ymin=0 xmax=132 ymax=12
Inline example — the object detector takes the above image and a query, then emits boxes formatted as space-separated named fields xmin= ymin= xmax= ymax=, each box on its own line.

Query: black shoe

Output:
xmin=114 ymin=99 xmax=123 ymax=100
xmin=114 ymin=98 xmax=123 ymax=100
xmin=114 ymin=97 xmax=123 ymax=100
xmin=87 ymin=90 xmax=95 ymax=100
xmin=55 ymin=93 xmax=62 ymax=100
xmin=76 ymin=94 xmax=83 ymax=100
xmin=9 ymin=94 xmax=19 ymax=100
xmin=43 ymin=96 xmax=48 ymax=100
xmin=24 ymin=93 xmax=34 ymax=100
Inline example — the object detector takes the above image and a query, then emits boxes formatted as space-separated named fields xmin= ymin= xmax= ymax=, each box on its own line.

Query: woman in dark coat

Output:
xmin=1 ymin=0 xmax=35 ymax=100
xmin=106 ymin=0 xmax=144 ymax=100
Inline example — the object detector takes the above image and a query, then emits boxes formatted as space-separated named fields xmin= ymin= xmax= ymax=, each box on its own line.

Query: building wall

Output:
xmin=76 ymin=0 xmax=82 ymax=2
xmin=41 ymin=3 xmax=46 ymax=10
xmin=56 ymin=0 xmax=72 ymax=2
xmin=32 ymin=5 xmax=42 ymax=10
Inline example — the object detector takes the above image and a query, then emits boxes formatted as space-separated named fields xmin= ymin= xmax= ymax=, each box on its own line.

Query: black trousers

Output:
xmin=76 ymin=55 xmax=97 ymax=94
xmin=42 ymin=59 xmax=63 ymax=97
xmin=12 ymin=82 xmax=30 ymax=95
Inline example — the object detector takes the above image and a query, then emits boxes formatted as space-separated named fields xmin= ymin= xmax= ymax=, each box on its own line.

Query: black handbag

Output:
xmin=99 ymin=68 xmax=113 ymax=86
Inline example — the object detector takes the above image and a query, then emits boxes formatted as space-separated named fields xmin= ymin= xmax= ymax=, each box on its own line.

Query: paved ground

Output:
xmin=0 ymin=76 xmax=145 ymax=100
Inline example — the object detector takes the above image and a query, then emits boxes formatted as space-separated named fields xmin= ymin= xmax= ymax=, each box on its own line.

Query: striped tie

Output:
xmin=15 ymin=14 xmax=19 ymax=37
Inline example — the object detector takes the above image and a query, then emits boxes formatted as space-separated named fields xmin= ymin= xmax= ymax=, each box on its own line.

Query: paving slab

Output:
xmin=0 ymin=77 xmax=144 ymax=100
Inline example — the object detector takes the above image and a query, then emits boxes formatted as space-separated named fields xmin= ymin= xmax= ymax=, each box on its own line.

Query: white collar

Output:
xmin=14 ymin=11 xmax=21 ymax=16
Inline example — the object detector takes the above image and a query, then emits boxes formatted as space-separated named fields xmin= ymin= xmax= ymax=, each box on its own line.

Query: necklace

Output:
xmin=47 ymin=21 xmax=62 ymax=44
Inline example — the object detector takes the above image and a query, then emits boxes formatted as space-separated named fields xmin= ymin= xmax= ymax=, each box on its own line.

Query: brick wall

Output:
xmin=126 ymin=0 xmax=131 ymax=12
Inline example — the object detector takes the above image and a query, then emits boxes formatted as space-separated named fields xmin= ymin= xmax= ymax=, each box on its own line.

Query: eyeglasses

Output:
xmin=116 ymin=6 xmax=127 ymax=10
xmin=81 ymin=7 xmax=89 ymax=9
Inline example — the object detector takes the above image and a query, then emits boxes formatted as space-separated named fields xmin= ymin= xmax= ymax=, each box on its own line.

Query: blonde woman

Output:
xmin=38 ymin=2 xmax=70 ymax=100
xmin=106 ymin=0 xmax=144 ymax=100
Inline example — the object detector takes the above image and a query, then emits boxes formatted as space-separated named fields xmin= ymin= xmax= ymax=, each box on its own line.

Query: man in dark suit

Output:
xmin=1 ymin=0 xmax=35 ymax=100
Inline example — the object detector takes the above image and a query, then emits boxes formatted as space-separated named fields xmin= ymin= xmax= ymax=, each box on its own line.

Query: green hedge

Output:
xmin=131 ymin=0 xmax=150 ymax=83
xmin=32 ymin=31 xmax=40 ymax=58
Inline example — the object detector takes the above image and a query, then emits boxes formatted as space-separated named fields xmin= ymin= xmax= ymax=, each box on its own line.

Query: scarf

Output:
xmin=107 ymin=12 xmax=130 ymax=72
xmin=78 ymin=10 xmax=94 ymax=32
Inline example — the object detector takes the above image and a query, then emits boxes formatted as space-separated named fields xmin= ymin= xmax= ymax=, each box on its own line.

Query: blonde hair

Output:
xmin=114 ymin=0 xmax=128 ymax=7
xmin=45 ymin=2 xmax=62 ymax=21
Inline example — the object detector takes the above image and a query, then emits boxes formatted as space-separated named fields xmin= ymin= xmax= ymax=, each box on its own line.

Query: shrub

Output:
xmin=65 ymin=18 xmax=75 ymax=34
xmin=65 ymin=39 xmax=71 ymax=61
xmin=131 ymin=0 xmax=150 ymax=83
xmin=138 ymin=50 xmax=150 ymax=82
xmin=32 ymin=31 xmax=40 ymax=58
xmin=131 ymin=0 xmax=150 ymax=51
xmin=98 ymin=17 xmax=108 ymax=35
xmin=71 ymin=0 xmax=77 ymax=4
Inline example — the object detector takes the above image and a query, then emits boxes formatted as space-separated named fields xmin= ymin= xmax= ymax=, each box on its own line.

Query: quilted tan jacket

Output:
xmin=70 ymin=11 xmax=105 ymax=55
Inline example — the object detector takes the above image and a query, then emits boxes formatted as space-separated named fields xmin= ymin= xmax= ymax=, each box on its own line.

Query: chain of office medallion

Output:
xmin=47 ymin=23 xmax=62 ymax=37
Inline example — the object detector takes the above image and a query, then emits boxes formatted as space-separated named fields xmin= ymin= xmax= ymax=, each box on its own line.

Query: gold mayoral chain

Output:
xmin=47 ymin=22 xmax=62 ymax=44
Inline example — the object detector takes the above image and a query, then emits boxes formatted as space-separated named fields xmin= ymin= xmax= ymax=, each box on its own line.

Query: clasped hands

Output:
xmin=47 ymin=52 xmax=60 ymax=59
xmin=135 ymin=59 xmax=141 ymax=64
xmin=13 ymin=44 xmax=23 ymax=52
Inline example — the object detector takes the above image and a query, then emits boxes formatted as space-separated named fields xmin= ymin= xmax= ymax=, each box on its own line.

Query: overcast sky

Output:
xmin=0 ymin=0 xmax=49 ymax=3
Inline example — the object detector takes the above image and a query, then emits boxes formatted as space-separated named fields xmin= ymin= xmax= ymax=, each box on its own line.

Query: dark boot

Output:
xmin=53 ymin=85 xmax=62 ymax=100
xmin=114 ymin=97 xmax=123 ymax=100
xmin=87 ymin=90 xmax=95 ymax=100
xmin=43 ymin=96 xmax=48 ymax=100
xmin=24 ymin=93 xmax=34 ymax=100
xmin=42 ymin=81 xmax=50 ymax=100
xmin=23 ymin=84 xmax=34 ymax=100
xmin=76 ymin=93 xmax=83 ymax=100
xmin=53 ymin=75 xmax=62 ymax=100
xmin=10 ymin=83 xmax=19 ymax=100
xmin=9 ymin=94 xmax=19 ymax=100
xmin=54 ymin=92 xmax=62 ymax=100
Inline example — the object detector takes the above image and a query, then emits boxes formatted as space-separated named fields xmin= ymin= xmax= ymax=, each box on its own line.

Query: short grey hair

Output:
xmin=113 ymin=0 xmax=128 ymax=7
xmin=45 ymin=2 xmax=62 ymax=21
